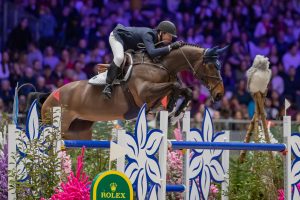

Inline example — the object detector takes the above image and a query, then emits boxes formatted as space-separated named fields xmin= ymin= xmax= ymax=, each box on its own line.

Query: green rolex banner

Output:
xmin=91 ymin=170 xmax=133 ymax=200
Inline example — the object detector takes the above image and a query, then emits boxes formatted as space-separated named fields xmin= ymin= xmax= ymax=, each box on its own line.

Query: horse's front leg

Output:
xmin=174 ymin=87 xmax=193 ymax=117
xmin=167 ymin=82 xmax=183 ymax=112
xmin=137 ymin=81 xmax=179 ymax=108
xmin=167 ymin=87 xmax=193 ymax=125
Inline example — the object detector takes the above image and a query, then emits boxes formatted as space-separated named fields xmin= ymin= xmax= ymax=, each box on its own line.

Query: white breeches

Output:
xmin=109 ymin=32 xmax=124 ymax=67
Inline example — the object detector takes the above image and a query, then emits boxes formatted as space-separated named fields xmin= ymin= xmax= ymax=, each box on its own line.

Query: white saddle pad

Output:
xmin=88 ymin=53 xmax=133 ymax=86
xmin=88 ymin=70 xmax=109 ymax=85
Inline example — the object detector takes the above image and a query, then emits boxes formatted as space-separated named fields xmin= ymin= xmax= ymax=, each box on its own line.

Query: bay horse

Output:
xmin=36 ymin=43 xmax=227 ymax=140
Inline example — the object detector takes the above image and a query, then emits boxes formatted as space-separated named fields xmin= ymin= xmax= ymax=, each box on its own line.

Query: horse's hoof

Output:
xmin=170 ymin=112 xmax=184 ymax=125
xmin=168 ymin=107 xmax=176 ymax=117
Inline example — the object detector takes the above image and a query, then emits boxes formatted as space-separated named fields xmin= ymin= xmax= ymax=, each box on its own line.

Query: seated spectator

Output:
xmin=284 ymin=66 xmax=298 ymax=100
xmin=36 ymin=76 xmax=50 ymax=93
xmin=43 ymin=66 xmax=55 ymax=91
xmin=27 ymin=42 xmax=43 ymax=67
xmin=9 ymin=63 xmax=22 ymax=88
xmin=78 ymin=38 xmax=88 ymax=54
xmin=239 ymin=31 xmax=251 ymax=55
xmin=32 ymin=59 xmax=43 ymax=75
xmin=275 ymin=30 xmax=289 ymax=56
xmin=249 ymin=37 xmax=270 ymax=59
xmin=202 ymin=35 xmax=213 ymax=48
xmin=63 ymin=69 xmax=77 ymax=84
xmin=19 ymin=67 xmax=36 ymax=96
xmin=228 ymin=42 xmax=244 ymax=69
xmin=271 ymin=65 xmax=284 ymax=95
xmin=38 ymin=6 xmax=57 ymax=50
xmin=235 ymin=60 xmax=248 ymax=82
xmin=18 ymin=95 xmax=27 ymax=115
xmin=222 ymin=63 xmax=236 ymax=92
xmin=282 ymin=44 xmax=300 ymax=73
xmin=230 ymin=96 xmax=241 ymax=113
xmin=52 ymin=62 xmax=66 ymax=84
xmin=61 ymin=49 xmax=73 ymax=69
xmin=0 ymin=52 xmax=10 ymax=80
xmin=44 ymin=46 xmax=60 ymax=70
xmin=74 ymin=60 xmax=87 ymax=80
xmin=221 ymin=13 xmax=240 ymax=37
xmin=268 ymin=45 xmax=279 ymax=65
xmin=25 ymin=0 xmax=39 ymax=18
xmin=235 ymin=80 xmax=251 ymax=107
xmin=271 ymin=90 xmax=281 ymax=112
xmin=218 ymin=96 xmax=231 ymax=119
xmin=0 ymin=80 xmax=14 ymax=111
xmin=254 ymin=14 xmax=273 ymax=38
xmin=6 ymin=17 xmax=32 ymax=52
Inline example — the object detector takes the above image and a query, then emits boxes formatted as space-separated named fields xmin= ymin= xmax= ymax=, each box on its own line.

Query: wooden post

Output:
xmin=239 ymin=92 xmax=273 ymax=162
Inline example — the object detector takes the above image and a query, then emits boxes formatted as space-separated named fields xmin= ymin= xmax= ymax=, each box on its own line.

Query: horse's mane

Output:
xmin=183 ymin=42 xmax=203 ymax=49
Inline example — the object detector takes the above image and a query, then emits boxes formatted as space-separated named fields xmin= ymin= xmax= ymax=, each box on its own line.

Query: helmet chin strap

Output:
xmin=158 ymin=32 xmax=163 ymax=42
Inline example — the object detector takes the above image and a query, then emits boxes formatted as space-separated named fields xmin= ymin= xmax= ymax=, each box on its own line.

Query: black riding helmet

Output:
xmin=157 ymin=21 xmax=177 ymax=38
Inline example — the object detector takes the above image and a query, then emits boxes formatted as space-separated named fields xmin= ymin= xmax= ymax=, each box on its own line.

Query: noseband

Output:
xmin=179 ymin=48 xmax=223 ymax=94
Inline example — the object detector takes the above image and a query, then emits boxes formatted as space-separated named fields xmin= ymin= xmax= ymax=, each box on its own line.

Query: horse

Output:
xmin=34 ymin=43 xmax=227 ymax=140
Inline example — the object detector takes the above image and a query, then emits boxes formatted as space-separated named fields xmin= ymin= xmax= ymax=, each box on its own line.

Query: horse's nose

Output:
xmin=215 ymin=93 xmax=223 ymax=101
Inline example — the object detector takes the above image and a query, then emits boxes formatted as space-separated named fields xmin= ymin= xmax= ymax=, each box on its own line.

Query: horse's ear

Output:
xmin=205 ymin=46 xmax=219 ymax=56
xmin=216 ymin=45 xmax=230 ymax=54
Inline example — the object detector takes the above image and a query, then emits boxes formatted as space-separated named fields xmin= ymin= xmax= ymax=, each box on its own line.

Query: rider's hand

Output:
xmin=170 ymin=41 xmax=183 ymax=50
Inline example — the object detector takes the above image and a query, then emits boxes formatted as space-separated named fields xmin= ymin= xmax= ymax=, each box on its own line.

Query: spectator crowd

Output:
xmin=0 ymin=0 xmax=300 ymax=122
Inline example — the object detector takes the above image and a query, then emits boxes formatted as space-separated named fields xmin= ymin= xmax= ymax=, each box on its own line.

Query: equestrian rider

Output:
xmin=102 ymin=21 xmax=183 ymax=99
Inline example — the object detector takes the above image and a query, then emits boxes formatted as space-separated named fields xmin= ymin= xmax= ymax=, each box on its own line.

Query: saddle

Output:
xmin=88 ymin=52 xmax=134 ymax=86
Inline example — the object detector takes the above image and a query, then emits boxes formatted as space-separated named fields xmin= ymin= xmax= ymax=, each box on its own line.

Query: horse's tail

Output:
xmin=25 ymin=92 xmax=51 ymax=115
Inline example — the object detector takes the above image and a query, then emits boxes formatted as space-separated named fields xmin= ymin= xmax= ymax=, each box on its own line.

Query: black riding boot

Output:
xmin=103 ymin=61 xmax=118 ymax=99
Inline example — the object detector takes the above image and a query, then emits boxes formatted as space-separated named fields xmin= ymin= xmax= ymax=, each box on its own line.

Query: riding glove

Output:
xmin=170 ymin=41 xmax=183 ymax=50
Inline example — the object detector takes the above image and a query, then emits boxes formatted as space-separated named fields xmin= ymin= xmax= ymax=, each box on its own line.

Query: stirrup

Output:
xmin=103 ymin=84 xmax=113 ymax=99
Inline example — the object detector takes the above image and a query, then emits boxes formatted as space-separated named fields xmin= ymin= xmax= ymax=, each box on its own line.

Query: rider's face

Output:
xmin=161 ymin=32 xmax=173 ymax=44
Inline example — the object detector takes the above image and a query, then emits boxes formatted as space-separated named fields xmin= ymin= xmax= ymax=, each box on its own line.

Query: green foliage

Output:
xmin=8 ymin=129 xmax=63 ymax=199
xmin=67 ymin=121 xmax=114 ymax=179
xmin=292 ymin=123 xmax=300 ymax=133
xmin=226 ymin=152 xmax=283 ymax=200
xmin=122 ymin=120 xmax=136 ymax=133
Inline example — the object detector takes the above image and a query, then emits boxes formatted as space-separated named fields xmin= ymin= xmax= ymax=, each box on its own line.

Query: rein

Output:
xmin=178 ymin=46 xmax=223 ymax=94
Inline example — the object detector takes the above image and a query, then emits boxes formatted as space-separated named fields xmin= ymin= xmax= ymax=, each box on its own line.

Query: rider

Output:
xmin=102 ymin=21 xmax=183 ymax=99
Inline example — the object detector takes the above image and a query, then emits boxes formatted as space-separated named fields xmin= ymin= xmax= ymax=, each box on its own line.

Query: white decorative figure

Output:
xmin=246 ymin=55 xmax=272 ymax=94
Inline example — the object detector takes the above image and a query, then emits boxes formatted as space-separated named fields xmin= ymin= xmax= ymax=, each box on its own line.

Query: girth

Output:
xmin=121 ymin=83 xmax=140 ymax=120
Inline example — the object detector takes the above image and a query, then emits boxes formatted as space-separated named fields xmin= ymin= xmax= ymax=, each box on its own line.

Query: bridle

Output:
xmin=179 ymin=47 xmax=223 ymax=94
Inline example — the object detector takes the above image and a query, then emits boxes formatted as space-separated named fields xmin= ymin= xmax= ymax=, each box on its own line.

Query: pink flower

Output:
xmin=167 ymin=148 xmax=184 ymax=199
xmin=210 ymin=184 xmax=219 ymax=194
xmin=297 ymin=182 xmax=300 ymax=191
xmin=278 ymin=189 xmax=284 ymax=200
xmin=50 ymin=147 xmax=91 ymax=200
xmin=58 ymin=151 xmax=72 ymax=175
xmin=278 ymin=182 xmax=300 ymax=200
xmin=174 ymin=128 xmax=183 ymax=141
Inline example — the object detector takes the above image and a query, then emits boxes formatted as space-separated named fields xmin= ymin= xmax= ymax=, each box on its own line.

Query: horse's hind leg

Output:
xmin=67 ymin=119 xmax=94 ymax=140
xmin=60 ymin=111 xmax=77 ymax=140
